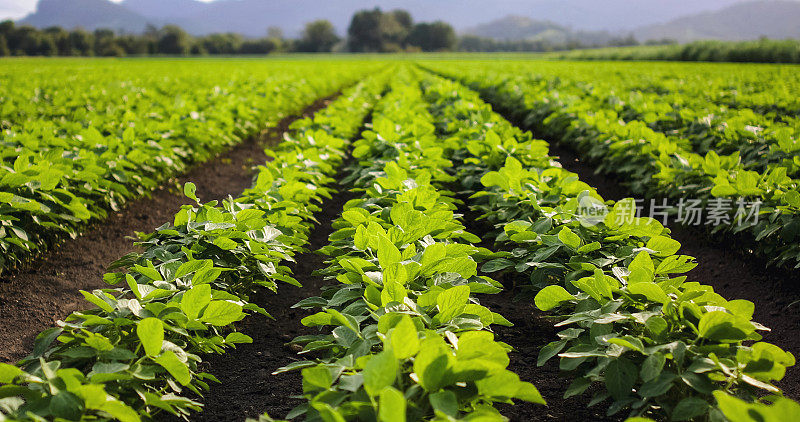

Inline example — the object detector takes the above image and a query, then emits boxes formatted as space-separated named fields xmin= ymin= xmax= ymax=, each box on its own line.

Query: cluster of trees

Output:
xmin=0 ymin=21 xmax=285 ymax=56
xmin=347 ymin=9 xmax=455 ymax=52
xmin=0 ymin=7 xmax=456 ymax=56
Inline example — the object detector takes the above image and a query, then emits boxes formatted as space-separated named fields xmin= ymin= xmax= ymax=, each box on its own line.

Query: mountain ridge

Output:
xmin=17 ymin=0 xmax=800 ymax=41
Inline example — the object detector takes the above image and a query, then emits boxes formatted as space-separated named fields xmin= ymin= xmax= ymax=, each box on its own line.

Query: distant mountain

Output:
xmin=18 ymin=0 xmax=757 ymax=37
xmin=20 ymin=0 xmax=156 ymax=33
xmin=634 ymin=0 xmax=800 ymax=42
xmin=463 ymin=16 xmax=615 ymax=45
xmin=464 ymin=16 xmax=566 ymax=41
xmin=463 ymin=15 xmax=620 ymax=46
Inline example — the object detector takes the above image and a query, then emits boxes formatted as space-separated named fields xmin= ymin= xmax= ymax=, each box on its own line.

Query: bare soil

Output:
xmin=185 ymin=185 xmax=356 ymax=422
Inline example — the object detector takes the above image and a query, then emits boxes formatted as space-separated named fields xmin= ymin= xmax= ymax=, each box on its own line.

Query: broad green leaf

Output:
xmin=379 ymin=387 xmax=406 ymax=422
xmin=181 ymin=284 xmax=212 ymax=319
xmin=136 ymin=318 xmax=164 ymax=357
xmin=200 ymin=301 xmax=243 ymax=326
xmin=534 ymin=285 xmax=574 ymax=311
xmin=558 ymin=227 xmax=581 ymax=249
xmin=604 ymin=357 xmax=637 ymax=400
xmin=183 ymin=182 xmax=198 ymax=202
xmin=628 ymin=251 xmax=655 ymax=284
xmin=646 ymin=236 xmax=681 ymax=257
xmin=363 ymin=351 xmax=398 ymax=397
xmin=436 ymin=285 xmax=470 ymax=323
xmin=154 ymin=351 xmax=191 ymax=386
xmin=390 ymin=316 xmax=419 ymax=360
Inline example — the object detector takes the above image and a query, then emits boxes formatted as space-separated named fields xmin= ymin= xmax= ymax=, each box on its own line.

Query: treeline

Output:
xmin=458 ymin=34 xmax=664 ymax=53
xmin=0 ymin=8 xmax=456 ymax=56
xmin=553 ymin=39 xmax=800 ymax=64
xmin=0 ymin=21 xmax=284 ymax=56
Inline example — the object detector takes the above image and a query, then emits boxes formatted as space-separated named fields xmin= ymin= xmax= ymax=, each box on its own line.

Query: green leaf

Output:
xmin=436 ymin=285 xmax=470 ymax=323
xmin=604 ymin=357 xmax=637 ymax=400
xmin=534 ymin=285 xmax=574 ymax=311
xmin=627 ymin=282 xmax=670 ymax=304
xmin=646 ymin=236 xmax=681 ymax=257
xmin=698 ymin=311 xmax=752 ymax=342
xmin=302 ymin=366 xmax=332 ymax=391
xmin=0 ymin=363 xmax=23 ymax=383
xmin=136 ymin=318 xmax=164 ymax=357
xmin=184 ymin=182 xmax=198 ymax=202
xmin=390 ymin=315 xmax=419 ymax=360
xmin=378 ymin=236 xmax=402 ymax=269
xmin=200 ymin=300 xmax=243 ymax=326
xmin=363 ymin=351 xmax=398 ymax=397
xmin=154 ymin=351 xmax=191 ymax=386
xmin=49 ymin=391 xmax=83 ymax=420
xmin=671 ymin=397 xmax=709 ymax=421
xmin=181 ymin=284 xmax=212 ymax=319
xmin=481 ymin=258 xmax=515 ymax=273
xmin=379 ymin=387 xmax=406 ymax=422
xmin=628 ymin=251 xmax=654 ymax=284
xmin=640 ymin=354 xmax=666 ymax=383
xmin=429 ymin=390 xmax=458 ymax=418
xmin=558 ymin=226 xmax=581 ymax=249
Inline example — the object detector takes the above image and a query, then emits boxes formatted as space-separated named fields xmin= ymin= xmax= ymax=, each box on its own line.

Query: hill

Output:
xmin=633 ymin=0 xmax=800 ymax=42
xmin=20 ymin=0 xmax=156 ymax=33
xmin=18 ymin=0 xmax=756 ymax=37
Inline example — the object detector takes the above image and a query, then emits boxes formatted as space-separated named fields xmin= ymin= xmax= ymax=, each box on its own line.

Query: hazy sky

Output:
xmin=0 ymin=0 xmax=214 ymax=20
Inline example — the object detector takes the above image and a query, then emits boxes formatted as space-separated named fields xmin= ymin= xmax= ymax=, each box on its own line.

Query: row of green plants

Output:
xmin=0 ymin=59 xmax=381 ymax=274
xmin=0 ymin=71 xmax=388 ymax=421
xmin=420 ymin=61 xmax=800 ymax=269
xmin=268 ymin=70 xmax=545 ymax=421
xmin=416 ymin=71 xmax=797 ymax=421
xmin=551 ymin=40 xmax=800 ymax=65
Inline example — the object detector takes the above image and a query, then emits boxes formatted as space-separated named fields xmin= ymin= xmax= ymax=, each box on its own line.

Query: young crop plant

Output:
xmin=271 ymin=73 xmax=544 ymax=422
xmin=0 ymin=73 xmax=388 ymax=422
xmin=0 ymin=60 xmax=381 ymax=275
xmin=420 ymin=61 xmax=800 ymax=270
xmin=416 ymin=71 xmax=797 ymax=421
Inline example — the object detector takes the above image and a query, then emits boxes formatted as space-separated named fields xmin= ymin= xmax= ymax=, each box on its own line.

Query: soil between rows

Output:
xmin=184 ymin=185 xmax=358 ymax=422
xmin=548 ymin=142 xmax=800 ymax=400
xmin=0 ymin=95 xmax=334 ymax=363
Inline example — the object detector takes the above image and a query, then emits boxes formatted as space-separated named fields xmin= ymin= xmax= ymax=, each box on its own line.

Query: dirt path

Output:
xmin=185 ymin=185 xmax=356 ymax=422
xmin=548 ymin=142 xmax=800 ymax=399
xmin=0 ymin=96 xmax=335 ymax=363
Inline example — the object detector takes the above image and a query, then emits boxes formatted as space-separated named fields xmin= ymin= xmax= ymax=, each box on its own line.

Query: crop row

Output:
xmin=0 ymin=60 xmax=381 ymax=274
xmin=0 ymin=69 xmax=389 ymax=421
xmin=414 ymin=69 xmax=798 ymax=420
xmin=420 ymin=61 xmax=800 ymax=269
xmin=267 ymin=68 xmax=544 ymax=422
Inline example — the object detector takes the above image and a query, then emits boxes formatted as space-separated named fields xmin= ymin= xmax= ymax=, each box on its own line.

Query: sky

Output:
xmin=0 ymin=0 xmax=213 ymax=20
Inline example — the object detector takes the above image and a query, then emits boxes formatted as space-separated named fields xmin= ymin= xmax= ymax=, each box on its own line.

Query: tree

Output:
xmin=347 ymin=8 xmax=383 ymax=52
xmin=266 ymin=26 xmax=284 ymax=51
xmin=297 ymin=20 xmax=339 ymax=52
xmin=407 ymin=21 xmax=456 ymax=52
xmin=239 ymin=38 xmax=276 ymax=54
xmin=200 ymin=33 xmax=242 ymax=55
xmin=93 ymin=28 xmax=123 ymax=56
xmin=157 ymin=25 xmax=190 ymax=55
xmin=68 ymin=29 xmax=94 ymax=56
xmin=0 ymin=35 xmax=9 ymax=56
xmin=382 ymin=9 xmax=413 ymax=51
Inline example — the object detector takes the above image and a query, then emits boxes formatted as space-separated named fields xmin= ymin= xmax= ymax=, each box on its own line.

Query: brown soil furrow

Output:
xmin=0 ymin=95 xmax=335 ymax=363
xmin=184 ymin=185 xmax=356 ymax=422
